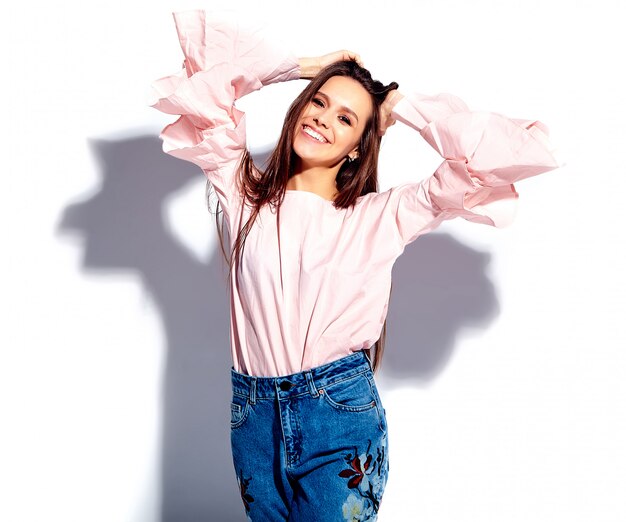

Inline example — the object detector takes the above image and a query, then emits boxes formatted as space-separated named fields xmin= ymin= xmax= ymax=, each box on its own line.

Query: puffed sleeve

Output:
xmin=148 ymin=9 xmax=300 ymax=214
xmin=368 ymin=92 xmax=562 ymax=249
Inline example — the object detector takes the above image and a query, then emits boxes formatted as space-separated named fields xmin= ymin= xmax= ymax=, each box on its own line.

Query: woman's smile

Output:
xmin=302 ymin=124 xmax=330 ymax=143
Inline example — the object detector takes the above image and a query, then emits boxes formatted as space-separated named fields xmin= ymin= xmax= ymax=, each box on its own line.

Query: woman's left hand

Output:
xmin=299 ymin=51 xmax=363 ymax=79
xmin=379 ymin=90 xmax=403 ymax=136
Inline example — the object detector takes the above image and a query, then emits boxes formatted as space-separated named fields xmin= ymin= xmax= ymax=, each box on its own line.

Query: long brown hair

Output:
xmin=212 ymin=60 xmax=398 ymax=373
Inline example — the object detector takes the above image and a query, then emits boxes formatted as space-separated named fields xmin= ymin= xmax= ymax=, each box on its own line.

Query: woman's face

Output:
xmin=292 ymin=76 xmax=373 ymax=169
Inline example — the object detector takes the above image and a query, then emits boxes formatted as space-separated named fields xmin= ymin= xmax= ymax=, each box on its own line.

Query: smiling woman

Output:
xmin=291 ymin=76 xmax=373 ymax=181
xmin=149 ymin=8 xmax=561 ymax=520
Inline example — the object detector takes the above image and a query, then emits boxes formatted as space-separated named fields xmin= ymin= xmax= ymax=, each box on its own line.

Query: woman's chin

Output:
xmin=293 ymin=151 xmax=345 ymax=171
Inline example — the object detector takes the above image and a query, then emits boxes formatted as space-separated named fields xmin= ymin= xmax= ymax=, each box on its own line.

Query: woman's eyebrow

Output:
xmin=317 ymin=91 xmax=359 ymax=123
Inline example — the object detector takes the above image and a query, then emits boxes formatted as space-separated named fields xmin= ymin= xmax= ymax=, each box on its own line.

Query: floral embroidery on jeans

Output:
xmin=236 ymin=468 xmax=254 ymax=515
xmin=339 ymin=435 xmax=388 ymax=521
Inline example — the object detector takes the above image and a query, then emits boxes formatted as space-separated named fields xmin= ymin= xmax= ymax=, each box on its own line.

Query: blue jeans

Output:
xmin=230 ymin=351 xmax=389 ymax=521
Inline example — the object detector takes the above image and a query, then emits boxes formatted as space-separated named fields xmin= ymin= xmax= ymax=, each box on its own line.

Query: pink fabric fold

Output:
xmin=391 ymin=94 xmax=561 ymax=230
xmin=148 ymin=9 xmax=300 ymax=178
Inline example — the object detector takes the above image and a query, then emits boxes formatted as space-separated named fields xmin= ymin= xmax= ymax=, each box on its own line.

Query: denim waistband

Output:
xmin=231 ymin=350 xmax=373 ymax=402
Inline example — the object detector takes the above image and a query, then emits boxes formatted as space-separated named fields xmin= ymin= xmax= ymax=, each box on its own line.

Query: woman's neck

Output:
xmin=287 ymin=162 xmax=339 ymax=201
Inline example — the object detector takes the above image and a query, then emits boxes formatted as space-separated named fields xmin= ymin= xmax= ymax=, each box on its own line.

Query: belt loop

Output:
xmin=305 ymin=370 xmax=319 ymax=397
xmin=249 ymin=377 xmax=257 ymax=405
xmin=363 ymin=348 xmax=373 ymax=370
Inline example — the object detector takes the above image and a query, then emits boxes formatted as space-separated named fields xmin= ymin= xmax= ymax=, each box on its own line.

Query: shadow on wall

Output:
xmin=57 ymin=135 xmax=498 ymax=521
xmin=381 ymin=234 xmax=499 ymax=386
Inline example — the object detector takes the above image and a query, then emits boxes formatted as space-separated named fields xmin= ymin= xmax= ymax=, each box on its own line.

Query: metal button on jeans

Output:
xmin=279 ymin=381 xmax=293 ymax=391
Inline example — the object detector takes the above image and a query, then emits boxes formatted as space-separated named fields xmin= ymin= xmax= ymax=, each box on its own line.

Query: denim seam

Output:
xmin=366 ymin=374 xmax=386 ymax=434
xmin=321 ymin=391 xmax=377 ymax=413
xmin=316 ymin=367 xmax=371 ymax=388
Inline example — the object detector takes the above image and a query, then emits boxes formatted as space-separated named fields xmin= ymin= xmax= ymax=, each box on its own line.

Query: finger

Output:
xmin=344 ymin=51 xmax=363 ymax=67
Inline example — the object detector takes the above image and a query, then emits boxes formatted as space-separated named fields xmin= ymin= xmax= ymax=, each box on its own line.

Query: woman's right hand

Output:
xmin=379 ymin=89 xmax=403 ymax=136
xmin=299 ymin=50 xmax=363 ymax=79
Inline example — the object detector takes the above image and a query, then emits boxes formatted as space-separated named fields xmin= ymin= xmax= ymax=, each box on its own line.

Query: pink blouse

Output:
xmin=149 ymin=9 xmax=560 ymax=377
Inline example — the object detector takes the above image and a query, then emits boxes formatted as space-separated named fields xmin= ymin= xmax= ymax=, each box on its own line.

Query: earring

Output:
xmin=347 ymin=155 xmax=357 ymax=163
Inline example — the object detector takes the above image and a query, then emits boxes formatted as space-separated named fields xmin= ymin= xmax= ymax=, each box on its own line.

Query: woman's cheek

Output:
xmin=339 ymin=130 xmax=361 ymax=155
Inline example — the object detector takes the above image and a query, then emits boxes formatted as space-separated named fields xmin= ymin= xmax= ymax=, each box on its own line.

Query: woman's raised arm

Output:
xmin=148 ymin=9 xmax=300 ymax=212
xmin=367 ymin=89 xmax=562 ymax=249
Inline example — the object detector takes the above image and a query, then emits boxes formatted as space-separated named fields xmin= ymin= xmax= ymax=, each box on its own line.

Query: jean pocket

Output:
xmin=320 ymin=372 xmax=377 ymax=412
xmin=230 ymin=393 xmax=250 ymax=429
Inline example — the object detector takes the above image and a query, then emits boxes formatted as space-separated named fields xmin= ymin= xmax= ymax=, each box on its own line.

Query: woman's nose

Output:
xmin=313 ymin=115 xmax=329 ymax=128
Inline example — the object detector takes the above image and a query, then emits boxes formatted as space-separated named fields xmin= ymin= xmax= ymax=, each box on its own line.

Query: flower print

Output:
xmin=369 ymin=472 xmax=384 ymax=499
xmin=342 ymin=493 xmax=364 ymax=520
xmin=339 ymin=437 xmax=388 ymax=519
xmin=339 ymin=452 xmax=373 ymax=490
xmin=236 ymin=469 xmax=254 ymax=513
xmin=342 ymin=493 xmax=375 ymax=522
xmin=371 ymin=435 xmax=388 ymax=499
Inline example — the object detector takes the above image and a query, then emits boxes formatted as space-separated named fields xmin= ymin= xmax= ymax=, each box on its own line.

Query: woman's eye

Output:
xmin=339 ymin=115 xmax=352 ymax=125
xmin=312 ymin=98 xmax=324 ymax=107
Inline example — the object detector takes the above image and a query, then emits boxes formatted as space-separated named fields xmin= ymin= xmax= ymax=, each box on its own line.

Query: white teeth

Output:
xmin=303 ymin=126 xmax=328 ymax=143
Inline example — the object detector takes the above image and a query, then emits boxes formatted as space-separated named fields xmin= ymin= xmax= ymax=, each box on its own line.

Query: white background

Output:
xmin=2 ymin=1 xmax=625 ymax=520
